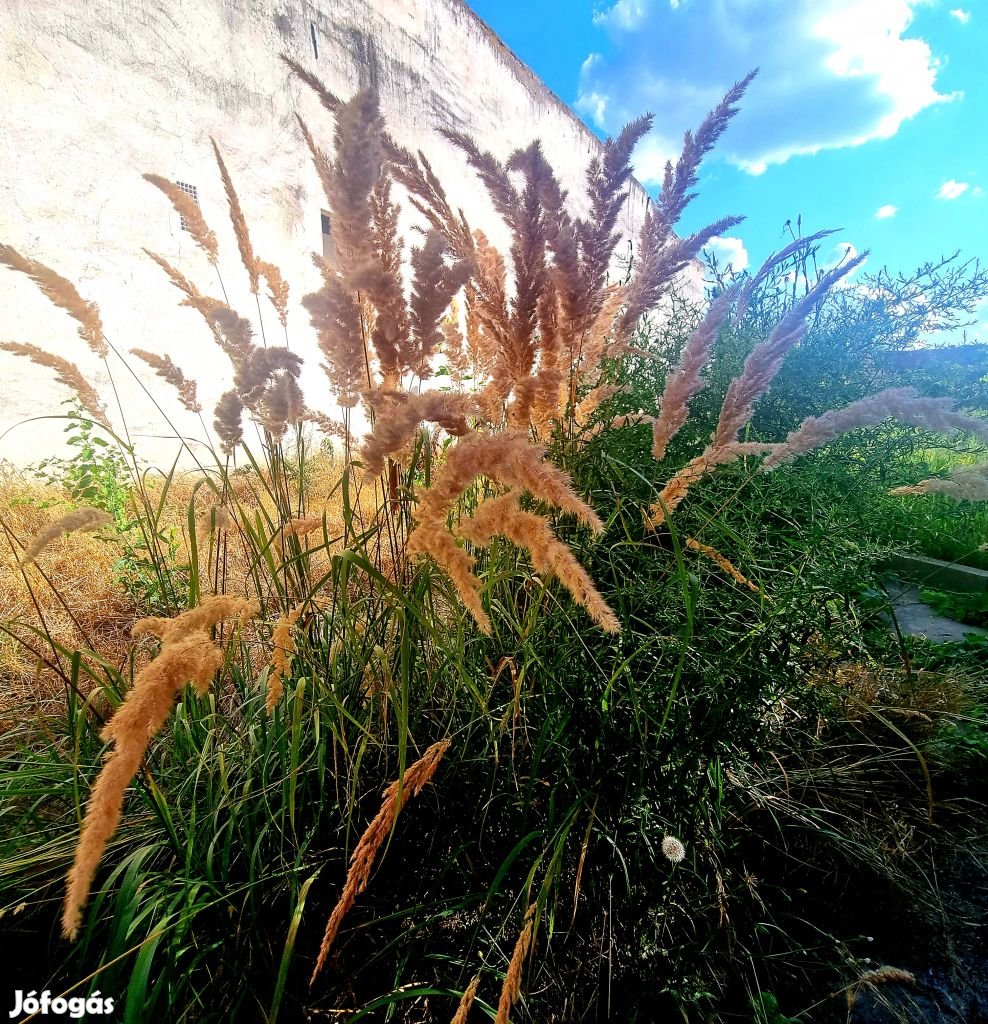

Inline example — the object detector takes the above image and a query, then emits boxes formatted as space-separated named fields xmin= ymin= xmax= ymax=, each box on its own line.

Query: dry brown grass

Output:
xmin=0 ymin=471 xmax=133 ymax=725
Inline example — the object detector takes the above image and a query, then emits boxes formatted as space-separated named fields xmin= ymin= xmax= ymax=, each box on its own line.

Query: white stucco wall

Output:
xmin=0 ymin=0 xmax=662 ymax=468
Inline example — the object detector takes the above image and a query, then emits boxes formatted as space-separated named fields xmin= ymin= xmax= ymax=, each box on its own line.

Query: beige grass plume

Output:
xmin=450 ymin=975 xmax=482 ymax=1024
xmin=652 ymin=285 xmax=739 ymax=460
xmin=310 ymin=739 xmax=451 ymax=984
xmin=267 ymin=603 xmax=304 ymax=713
xmin=20 ymin=508 xmax=113 ymax=565
xmin=891 ymin=461 xmax=988 ymax=501
xmin=361 ymin=392 xmax=477 ymax=478
xmin=0 ymin=244 xmax=106 ymax=357
xmin=713 ymin=254 xmax=867 ymax=448
xmin=62 ymin=596 xmax=259 ymax=939
xmin=142 ymin=175 xmax=219 ymax=265
xmin=0 ymin=342 xmax=108 ymax=425
xmin=131 ymin=349 xmax=202 ymax=413
xmin=462 ymin=493 xmax=620 ymax=633
xmin=494 ymin=905 xmax=536 ymax=1024
xmin=686 ymin=538 xmax=759 ymax=594
xmin=762 ymin=387 xmax=988 ymax=471
xmin=211 ymin=139 xmax=260 ymax=293
xmin=647 ymin=442 xmax=777 ymax=528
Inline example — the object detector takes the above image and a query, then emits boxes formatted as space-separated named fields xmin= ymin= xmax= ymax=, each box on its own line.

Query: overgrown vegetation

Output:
xmin=0 ymin=56 xmax=986 ymax=1024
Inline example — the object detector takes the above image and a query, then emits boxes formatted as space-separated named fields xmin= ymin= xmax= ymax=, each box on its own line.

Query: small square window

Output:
xmin=175 ymin=181 xmax=199 ymax=231
xmin=321 ymin=213 xmax=332 ymax=235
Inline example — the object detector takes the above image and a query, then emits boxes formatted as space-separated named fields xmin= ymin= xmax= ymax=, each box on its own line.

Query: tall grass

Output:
xmin=1 ymin=54 xmax=987 ymax=1024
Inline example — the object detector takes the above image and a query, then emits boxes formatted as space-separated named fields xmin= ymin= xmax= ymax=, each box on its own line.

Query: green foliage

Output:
xmin=919 ymin=587 xmax=988 ymax=628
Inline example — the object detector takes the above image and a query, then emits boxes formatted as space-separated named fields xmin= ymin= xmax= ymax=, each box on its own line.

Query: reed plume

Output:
xmin=0 ymin=244 xmax=106 ymax=357
xmin=310 ymin=739 xmax=451 ymax=984
xmin=686 ymin=538 xmax=759 ymax=593
xmin=361 ymin=392 xmax=477 ymax=478
xmin=267 ymin=603 xmax=303 ymax=713
xmin=890 ymin=462 xmax=988 ymax=501
xmin=258 ymin=260 xmax=290 ymax=327
xmin=648 ymin=443 xmax=777 ymax=528
xmin=762 ymin=387 xmax=988 ymax=470
xmin=62 ymin=596 xmax=259 ymax=939
xmin=450 ymin=975 xmax=481 ymax=1024
xmin=494 ymin=905 xmax=536 ymax=1024
xmin=651 ymin=286 xmax=739 ymax=459
xmin=131 ymin=349 xmax=202 ymax=413
xmin=0 ymin=342 xmax=108 ymax=425
xmin=462 ymin=493 xmax=620 ymax=632
xmin=615 ymin=73 xmax=756 ymax=342
xmin=214 ymin=390 xmax=245 ymax=454
xmin=713 ymin=254 xmax=867 ymax=448
xmin=211 ymin=139 xmax=261 ymax=293
xmin=20 ymin=508 xmax=113 ymax=565
xmin=142 ymin=174 xmax=219 ymax=264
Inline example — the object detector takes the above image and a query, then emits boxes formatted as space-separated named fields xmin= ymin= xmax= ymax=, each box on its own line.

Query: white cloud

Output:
xmin=593 ymin=0 xmax=648 ymax=29
xmin=949 ymin=8 xmax=971 ymax=24
xmin=630 ymin=134 xmax=678 ymax=185
xmin=937 ymin=179 xmax=970 ymax=199
xmin=705 ymin=236 xmax=749 ymax=272
xmin=578 ymin=0 xmax=958 ymax=176
xmin=875 ymin=204 xmax=898 ymax=218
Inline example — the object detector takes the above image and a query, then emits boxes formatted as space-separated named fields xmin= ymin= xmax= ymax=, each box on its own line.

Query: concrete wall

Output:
xmin=0 ymin=0 xmax=655 ymax=467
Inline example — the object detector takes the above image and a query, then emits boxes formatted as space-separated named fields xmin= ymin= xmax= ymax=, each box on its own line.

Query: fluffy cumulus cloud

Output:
xmin=949 ymin=8 xmax=971 ymax=24
xmin=579 ymin=0 xmax=958 ymax=179
xmin=875 ymin=204 xmax=898 ymax=218
xmin=704 ymin=235 xmax=749 ymax=272
xmin=937 ymin=179 xmax=970 ymax=199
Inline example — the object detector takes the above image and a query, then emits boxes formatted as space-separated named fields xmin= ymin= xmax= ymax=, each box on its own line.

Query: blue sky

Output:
xmin=465 ymin=0 xmax=987 ymax=337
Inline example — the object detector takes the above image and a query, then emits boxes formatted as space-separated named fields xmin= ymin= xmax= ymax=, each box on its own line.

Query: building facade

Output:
xmin=0 ymin=0 xmax=655 ymax=465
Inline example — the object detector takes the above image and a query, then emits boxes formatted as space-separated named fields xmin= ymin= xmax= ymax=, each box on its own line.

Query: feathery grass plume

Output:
xmin=652 ymin=285 xmax=739 ymax=459
xmin=281 ymin=54 xmax=343 ymax=114
xmin=203 ymin=302 xmax=258 ymax=369
xmin=62 ymin=596 xmax=259 ymax=939
xmin=214 ymin=390 xmax=245 ymax=454
xmin=450 ymin=975 xmax=481 ymax=1024
xmin=494 ymin=905 xmax=536 ymax=1024
xmin=362 ymin=392 xmax=477 ymax=478
xmin=130 ymin=349 xmax=202 ymax=413
xmin=847 ymin=966 xmax=916 ymax=1009
xmin=575 ymin=384 xmax=622 ymax=427
xmin=615 ymin=74 xmax=756 ymax=341
xmin=762 ymin=387 xmax=988 ymax=470
xmin=20 ymin=508 xmax=113 ymax=566
xmin=304 ymin=259 xmax=366 ymax=407
xmin=310 ymin=738 xmax=451 ymax=984
xmin=585 ymin=411 xmax=655 ymax=440
xmin=462 ymin=493 xmax=620 ymax=632
xmin=211 ymin=139 xmax=260 ymax=293
xmin=733 ymin=228 xmax=839 ymax=325
xmin=267 ymin=603 xmax=303 ymax=713
xmin=234 ymin=346 xmax=305 ymax=438
xmin=142 ymin=175 xmax=219 ymax=264
xmin=0 ymin=244 xmax=106 ymax=357
xmin=258 ymin=260 xmax=290 ymax=327
xmin=0 ymin=342 xmax=108 ymax=425
xmin=891 ymin=462 xmax=988 ymax=501
xmin=713 ymin=253 xmax=867 ymax=448
xmin=407 ymin=522 xmax=490 ymax=633
xmin=686 ymin=538 xmax=759 ymax=593
xmin=647 ymin=442 xmax=777 ymax=528
xmin=577 ymin=116 xmax=653 ymax=318
xmin=406 ymin=230 xmax=472 ymax=379
xmin=142 ymin=250 xmax=229 ymax=351
xmin=414 ymin=431 xmax=604 ymax=534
